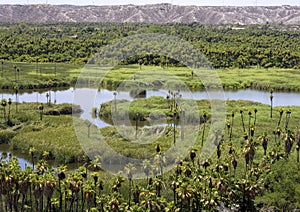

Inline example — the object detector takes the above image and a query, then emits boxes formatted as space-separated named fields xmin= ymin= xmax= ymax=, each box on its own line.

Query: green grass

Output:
xmin=1 ymin=62 xmax=300 ymax=92
xmin=0 ymin=62 xmax=83 ymax=90
xmin=0 ymin=102 xmax=87 ymax=164
xmin=80 ymin=64 xmax=300 ymax=91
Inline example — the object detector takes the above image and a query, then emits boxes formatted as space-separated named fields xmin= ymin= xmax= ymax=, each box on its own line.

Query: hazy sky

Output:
xmin=2 ymin=0 xmax=299 ymax=6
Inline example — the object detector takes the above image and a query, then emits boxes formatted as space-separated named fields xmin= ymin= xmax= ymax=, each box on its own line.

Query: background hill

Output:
xmin=0 ymin=4 xmax=299 ymax=24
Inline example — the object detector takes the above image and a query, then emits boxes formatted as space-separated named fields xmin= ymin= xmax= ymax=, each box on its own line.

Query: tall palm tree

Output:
xmin=1 ymin=60 xmax=3 ymax=78
xmin=285 ymin=110 xmax=291 ymax=131
xmin=142 ymin=160 xmax=151 ymax=184
xmin=253 ymin=108 xmax=258 ymax=126
xmin=230 ymin=111 xmax=235 ymax=141
xmin=16 ymin=68 xmax=20 ymax=82
xmin=190 ymin=149 xmax=197 ymax=165
xmin=154 ymin=152 xmax=166 ymax=176
xmin=7 ymin=98 xmax=12 ymax=122
xmin=1 ymin=99 xmax=7 ymax=122
xmin=29 ymin=147 xmax=36 ymax=169
xmin=248 ymin=110 xmax=252 ymax=136
xmin=259 ymin=133 xmax=269 ymax=156
xmin=82 ymin=180 xmax=95 ymax=211
xmin=46 ymin=92 xmax=50 ymax=105
xmin=57 ymin=165 xmax=67 ymax=211
xmin=278 ymin=108 xmax=284 ymax=126
xmin=38 ymin=104 xmax=44 ymax=121
xmin=43 ymin=172 xmax=56 ymax=212
xmin=270 ymin=89 xmax=273 ymax=118
xmin=284 ymin=132 xmax=294 ymax=158
xmin=240 ymin=109 xmax=246 ymax=132
xmin=231 ymin=156 xmax=238 ymax=177
xmin=14 ymin=85 xmax=19 ymax=113
xmin=124 ymin=163 xmax=136 ymax=207
xmin=296 ymin=130 xmax=300 ymax=162
xmin=201 ymin=112 xmax=207 ymax=146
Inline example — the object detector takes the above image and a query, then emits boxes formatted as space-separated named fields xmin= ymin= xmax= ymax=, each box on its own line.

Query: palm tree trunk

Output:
xmin=241 ymin=113 xmax=245 ymax=132
xmin=230 ymin=116 xmax=234 ymax=141
xmin=201 ymin=123 xmax=206 ymax=147
xmin=128 ymin=179 xmax=132 ymax=207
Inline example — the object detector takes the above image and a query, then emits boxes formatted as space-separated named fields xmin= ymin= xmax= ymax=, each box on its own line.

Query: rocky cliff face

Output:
xmin=0 ymin=4 xmax=299 ymax=24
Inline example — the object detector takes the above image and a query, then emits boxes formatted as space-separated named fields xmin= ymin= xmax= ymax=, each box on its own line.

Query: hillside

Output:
xmin=0 ymin=4 xmax=299 ymax=24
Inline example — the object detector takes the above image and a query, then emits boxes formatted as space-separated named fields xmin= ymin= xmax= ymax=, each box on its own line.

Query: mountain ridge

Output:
xmin=0 ymin=4 xmax=299 ymax=24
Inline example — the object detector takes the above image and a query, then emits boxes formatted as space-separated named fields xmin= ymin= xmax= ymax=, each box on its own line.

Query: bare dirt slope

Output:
xmin=0 ymin=4 xmax=299 ymax=24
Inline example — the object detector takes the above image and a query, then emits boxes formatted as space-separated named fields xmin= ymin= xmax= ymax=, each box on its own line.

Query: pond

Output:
xmin=0 ymin=87 xmax=300 ymax=168
xmin=1 ymin=87 xmax=300 ymax=128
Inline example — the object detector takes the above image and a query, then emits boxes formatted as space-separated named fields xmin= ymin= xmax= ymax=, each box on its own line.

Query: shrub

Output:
xmin=0 ymin=130 xmax=16 ymax=144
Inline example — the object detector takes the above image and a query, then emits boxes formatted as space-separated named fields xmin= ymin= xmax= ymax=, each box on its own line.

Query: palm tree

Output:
xmin=142 ymin=160 xmax=151 ymax=184
xmin=154 ymin=152 xmax=166 ymax=176
xmin=248 ymin=110 xmax=252 ymax=136
xmin=152 ymin=177 xmax=163 ymax=198
xmin=16 ymin=68 xmax=20 ymax=82
xmin=112 ymin=176 xmax=124 ymax=193
xmin=240 ymin=109 xmax=246 ymax=132
xmin=284 ymin=132 xmax=294 ymax=158
xmin=57 ymin=165 xmax=67 ymax=211
xmin=43 ymin=172 xmax=56 ymax=212
xmin=124 ymin=163 xmax=136 ymax=207
xmin=176 ymin=182 xmax=193 ymax=209
xmin=190 ymin=149 xmax=197 ymax=165
xmin=259 ymin=133 xmax=269 ymax=156
xmin=1 ymin=99 xmax=7 ymax=122
xmin=46 ymin=92 xmax=50 ymax=105
xmin=270 ymin=89 xmax=273 ymax=118
xmin=32 ymin=176 xmax=44 ymax=211
xmin=82 ymin=180 xmax=95 ymax=211
xmin=14 ymin=85 xmax=19 ymax=113
xmin=140 ymin=189 xmax=159 ymax=211
xmin=29 ymin=147 xmax=36 ymax=169
xmin=243 ymin=143 xmax=255 ymax=172
xmin=296 ymin=130 xmax=300 ymax=162
xmin=173 ymin=111 xmax=177 ymax=145
xmin=113 ymin=91 xmax=117 ymax=113
xmin=19 ymin=167 xmax=32 ymax=211
xmin=230 ymin=111 xmax=235 ymax=141
xmin=38 ymin=103 xmax=44 ymax=121
xmin=226 ymin=120 xmax=231 ymax=139
xmin=285 ymin=110 xmax=291 ymax=131
xmin=1 ymin=60 xmax=3 ymax=78
xmin=201 ymin=111 xmax=207 ymax=146
xmin=231 ymin=157 xmax=238 ymax=177
xmin=278 ymin=108 xmax=284 ymax=126
xmin=7 ymin=98 xmax=12 ymax=122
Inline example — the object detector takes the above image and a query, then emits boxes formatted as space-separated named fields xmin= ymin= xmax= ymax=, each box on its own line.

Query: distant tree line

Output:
xmin=0 ymin=22 xmax=299 ymax=69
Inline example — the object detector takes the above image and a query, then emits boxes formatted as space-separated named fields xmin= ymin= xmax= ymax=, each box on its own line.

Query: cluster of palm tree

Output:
xmin=0 ymin=113 xmax=299 ymax=211
xmin=1 ymin=98 xmax=13 ymax=124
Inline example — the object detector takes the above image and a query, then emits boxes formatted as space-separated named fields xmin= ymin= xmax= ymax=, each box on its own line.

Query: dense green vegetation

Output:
xmin=0 ymin=61 xmax=81 ymax=90
xmin=0 ymin=97 xmax=300 ymax=210
xmin=1 ymin=62 xmax=299 ymax=92
xmin=0 ymin=21 xmax=299 ymax=211
xmin=0 ymin=22 xmax=299 ymax=69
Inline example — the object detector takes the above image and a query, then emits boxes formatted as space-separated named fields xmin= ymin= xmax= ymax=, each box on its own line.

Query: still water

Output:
xmin=0 ymin=87 xmax=299 ymax=168
xmin=1 ymin=87 xmax=300 ymax=128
